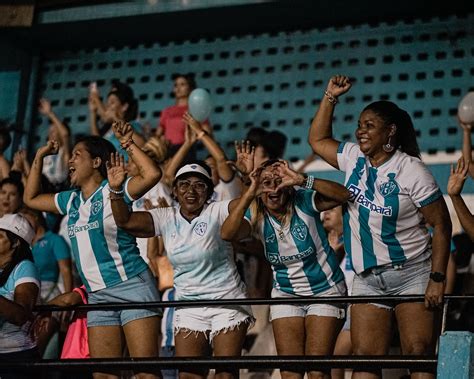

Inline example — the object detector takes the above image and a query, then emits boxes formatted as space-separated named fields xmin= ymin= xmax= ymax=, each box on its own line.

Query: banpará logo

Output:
xmin=347 ymin=184 xmax=392 ymax=216
xmin=68 ymin=221 xmax=100 ymax=237
xmin=193 ymin=222 xmax=207 ymax=236
xmin=266 ymin=247 xmax=314 ymax=264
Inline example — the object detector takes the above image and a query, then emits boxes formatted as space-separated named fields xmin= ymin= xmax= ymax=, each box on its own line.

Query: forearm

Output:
xmin=222 ymin=195 xmax=253 ymax=240
xmin=462 ymin=129 xmax=472 ymax=163
xmin=430 ymin=221 xmax=452 ymax=275
xmin=199 ymin=133 xmax=233 ymax=181
xmin=126 ymin=142 xmax=162 ymax=198
xmin=313 ymin=178 xmax=350 ymax=203
xmin=450 ymin=195 xmax=474 ymax=239
xmin=164 ymin=141 xmax=193 ymax=184
xmin=24 ymin=153 xmax=45 ymax=204
xmin=0 ymin=296 xmax=31 ymax=326
xmin=89 ymin=111 xmax=100 ymax=136
xmin=110 ymin=196 xmax=133 ymax=228
xmin=60 ymin=266 xmax=73 ymax=293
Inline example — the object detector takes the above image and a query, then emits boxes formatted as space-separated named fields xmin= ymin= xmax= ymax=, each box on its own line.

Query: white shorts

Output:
xmin=269 ymin=281 xmax=347 ymax=321
xmin=174 ymin=305 xmax=254 ymax=342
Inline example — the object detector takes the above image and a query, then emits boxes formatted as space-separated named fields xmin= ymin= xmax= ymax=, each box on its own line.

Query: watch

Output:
xmin=429 ymin=272 xmax=446 ymax=283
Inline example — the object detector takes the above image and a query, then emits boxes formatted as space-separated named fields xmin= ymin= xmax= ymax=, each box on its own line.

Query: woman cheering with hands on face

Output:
xmin=23 ymin=121 xmax=163 ymax=379
xmin=221 ymin=156 xmax=350 ymax=379
xmin=309 ymin=75 xmax=451 ymax=379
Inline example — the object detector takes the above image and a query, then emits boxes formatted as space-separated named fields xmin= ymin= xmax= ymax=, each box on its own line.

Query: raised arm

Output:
xmin=274 ymin=160 xmax=350 ymax=211
xmin=448 ymin=157 xmax=474 ymax=239
xmin=308 ymin=75 xmax=352 ymax=168
xmin=459 ymin=119 xmax=474 ymax=178
xmin=163 ymin=124 xmax=197 ymax=186
xmin=106 ymin=151 xmax=156 ymax=238
xmin=221 ymin=169 xmax=261 ymax=241
xmin=183 ymin=112 xmax=234 ymax=182
xmin=23 ymin=141 xmax=61 ymax=213
xmin=112 ymin=121 xmax=162 ymax=199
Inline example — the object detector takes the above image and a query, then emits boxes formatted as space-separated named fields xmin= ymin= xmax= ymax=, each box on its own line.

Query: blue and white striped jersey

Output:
xmin=337 ymin=142 xmax=441 ymax=274
xmin=54 ymin=179 xmax=148 ymax=292
xmin=245 ymin=189 xmax=344 ymax=296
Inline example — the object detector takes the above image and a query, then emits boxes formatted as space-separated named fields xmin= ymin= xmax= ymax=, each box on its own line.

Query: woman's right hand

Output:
xmin=326 ymin=75 xmax=352 ymax=98
xmin=234 ymin=140 xmax=255 ymax=175
xmin=106 ymin=152 xmax=127 ymax=191
xmin=37 ymin=140 xmax=59 ymax=158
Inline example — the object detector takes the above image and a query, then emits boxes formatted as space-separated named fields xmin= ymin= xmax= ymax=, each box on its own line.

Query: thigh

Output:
xmin=351 ymin=304 xmax=392 ymax=355
xmin=212 ymin=322 xmax=249 ymax=356
xmin=123 ymin=316 xmax=160 ymax=357
xmin=88 ymin=325 xmax=124 ymax=358
xmin=395 ymin=302 xmax=437 ymax=355
xmin=272 ymin=317 xmax=306 ymax=355
xmin=305 ymin=315 xmax=344 ymax=355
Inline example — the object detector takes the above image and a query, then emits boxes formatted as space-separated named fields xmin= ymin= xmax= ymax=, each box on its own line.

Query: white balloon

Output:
xmin=458 ymin=92 xmax=474 ymax=124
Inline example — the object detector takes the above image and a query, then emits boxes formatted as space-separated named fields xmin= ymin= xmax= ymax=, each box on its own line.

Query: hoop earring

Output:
xmin=383 ymin=136 xmax=395 ymax=153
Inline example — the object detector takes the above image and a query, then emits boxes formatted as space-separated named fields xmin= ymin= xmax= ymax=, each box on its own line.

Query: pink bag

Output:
xmin=60 ymin=286 xmax=89 ymax=359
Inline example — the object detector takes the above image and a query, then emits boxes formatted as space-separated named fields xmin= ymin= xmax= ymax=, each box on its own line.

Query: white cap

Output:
xmin=0 ymin=213 xmax=35 ymax=245
xmin=175 ymin=163 xmax=212 ymax=181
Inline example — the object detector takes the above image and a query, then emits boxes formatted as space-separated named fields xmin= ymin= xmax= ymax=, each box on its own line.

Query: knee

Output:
xmin=352 ymin=340 xmax=387 ymax=356
xmin=402 ymin=339 xmax=433 ymax=355
xmin=308 ymin=370 xmax=328 ymax=379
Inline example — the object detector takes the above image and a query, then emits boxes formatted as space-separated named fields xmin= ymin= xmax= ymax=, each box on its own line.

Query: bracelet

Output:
xmin=120 ymin=139 xmax=134 ymax=150
xmin=304 ymin=175 xmax=315 ymax=189
xmin=324 ymin=90 xmax=338 ymax=105
xmin=196 ymin=130 xmax=207 ymax=139
xmin=109 ymin=186 xmax=125 ymax=195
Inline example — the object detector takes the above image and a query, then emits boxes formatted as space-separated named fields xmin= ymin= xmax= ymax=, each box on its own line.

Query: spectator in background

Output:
xmin=0 ymin=213 xmax=39 ymax=379
xmin=156 ymin=73 xmax=212 ymax=161
xmin=0 ymin=123 xmax=12 ymax=181
xmin=38 ymin=98 xmax=71 ymax=191
xmin=22 ymin=208 xmax=73 ymax=358
xmin=309 ymin=75 xmax=452 ymax=379
xmin=0 ymin=177 xmax=24 ymax=216
xmin=89 ymin=80 xmax=146 ymax=158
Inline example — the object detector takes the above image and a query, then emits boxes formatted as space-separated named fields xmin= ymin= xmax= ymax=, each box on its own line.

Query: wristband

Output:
xmin=304 ymin=175 xmax=315 ymax=189
xmin=120 ymin=139 xmax=134 ymax=150
xmin=324 ymin=90 xmax=338 ymax=105
xmin=109 ymin=186 xmax=125 ymax=195
xmin=429 ymin=272 xmax=446 ymax=283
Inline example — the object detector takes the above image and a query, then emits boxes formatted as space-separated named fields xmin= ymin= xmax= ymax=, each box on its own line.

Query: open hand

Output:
xmin=234 ymin=140 xmax=255 ymax=175
xmin=106 ymin=152 xmax=127 ymax=191
xmin=273 ymin=160 xmax=305 ymax=191
xmin=447 ymin=157 xmax=469 ymax=196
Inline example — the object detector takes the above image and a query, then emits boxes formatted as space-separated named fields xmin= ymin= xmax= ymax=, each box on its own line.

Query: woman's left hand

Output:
xmin=106 ymin=152 xmax=127 ymax=191
xmin=424 ymin=280 xmax=444 ymax=308
xmin=182 ymin=112 xmax=202 ymax=133
xmin=274 ymin=160 xmax=305 ymax=191
xmin=112 ymin=120 xmax=134 ymax=145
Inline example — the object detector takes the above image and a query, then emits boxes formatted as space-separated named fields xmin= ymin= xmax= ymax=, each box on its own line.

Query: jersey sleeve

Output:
xmin=147 ymin=207 xmax=168 ymax=237
xmin=54 ymin=190 xmax=75 ymax=215
xmin=336 ymin=142 xmax=361 ymax=173
xmin=52 ymin=234 xmax=72 ymax=261
xmin=403 ymin=159 xmax=442 ymax=208
xmin=215 ymin=200 xmax=233 ymax=225
xmin=295 ymin=189 xmax=319 ymax=214
xmin=122 ymin=176 xmax=135 ymax=205
xmin=13 ymin=261 xmax=40 ymax=289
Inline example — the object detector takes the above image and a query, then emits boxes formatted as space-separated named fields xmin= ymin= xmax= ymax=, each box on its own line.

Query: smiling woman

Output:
xmin=108 ymin=157 xmax=254 ymax=379
xmin=309 ymin=75 xmax=452 ymax=379
xmin=23 ymin=121 xmax=163 ymax=379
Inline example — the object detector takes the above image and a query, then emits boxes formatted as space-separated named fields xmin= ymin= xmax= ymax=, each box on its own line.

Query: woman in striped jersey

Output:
xmin=221 ymin=158 xmax=351 ymax=379
xmin=309 ymin=75 xmax=452 ymax=379
xmin=24 ymin=121 xmax=162 ymax=379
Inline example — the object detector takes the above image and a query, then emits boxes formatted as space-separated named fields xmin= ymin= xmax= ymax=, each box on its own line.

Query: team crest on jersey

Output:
xmin=291 ymin=224 xmax=307 ymax=241
xmin=193 ymin=222 xmax=207 ymax=236
xmin=91 ymin=201 xmax=103 ymax=216
xmin=379 ymin=174 xmax=399 ymax=197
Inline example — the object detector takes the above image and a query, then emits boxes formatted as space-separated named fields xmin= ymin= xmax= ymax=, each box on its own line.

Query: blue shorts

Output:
xmin=87 ymin=269 xmax=162 ymax=327
xmin=269 ymin=281 xmax=347 ymax=321
xmin=351 ymin=256 xmax=431 ymax=310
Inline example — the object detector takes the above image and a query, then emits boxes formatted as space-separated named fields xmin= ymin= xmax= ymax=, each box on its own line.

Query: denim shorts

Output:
xmin=269 ymin=281 xmax=347 ymax=322
xmin=351 ymin=256 xmax=431 ymax=310
xmin=87 ymin=269 xmax=162 ymax=327
xmin=174 ymin=305 xmax=254 ymax=342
